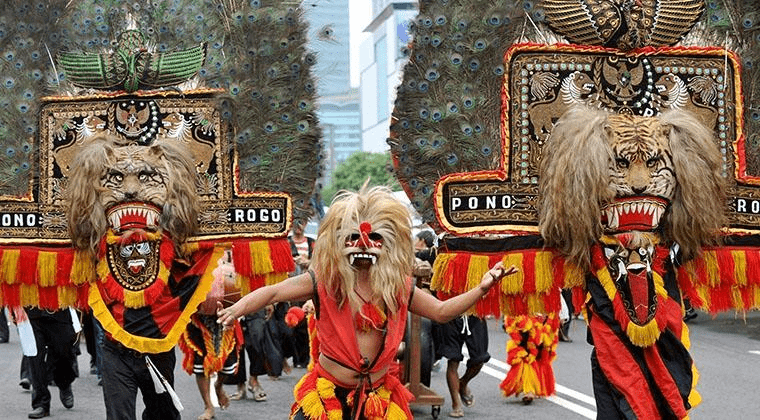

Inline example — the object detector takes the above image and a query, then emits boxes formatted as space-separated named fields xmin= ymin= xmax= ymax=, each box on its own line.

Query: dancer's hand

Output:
xmin=217 ymin=301 xmax=236 ymax=328
xmin=478 ymin=262 xmax=518 ymax=294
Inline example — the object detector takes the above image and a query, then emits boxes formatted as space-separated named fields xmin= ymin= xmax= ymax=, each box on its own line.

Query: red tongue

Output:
xmin=627 ymin=269 xmax=650 ymax=324
xmin=129 ymin=263 xmax=144 ymax=274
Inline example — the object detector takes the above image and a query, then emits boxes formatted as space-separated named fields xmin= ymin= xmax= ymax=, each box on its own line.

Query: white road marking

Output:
xmin=750 ymin=350 xmax=760 ymax=356
xmin=464 ymin=350 xmax=598 ymax=419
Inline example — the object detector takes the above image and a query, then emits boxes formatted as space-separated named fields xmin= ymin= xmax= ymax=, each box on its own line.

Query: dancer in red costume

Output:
xmin=217 ymin=185 xmax=517 ymax=419
xmin=499 ymin=313 xmax=559 ymax=405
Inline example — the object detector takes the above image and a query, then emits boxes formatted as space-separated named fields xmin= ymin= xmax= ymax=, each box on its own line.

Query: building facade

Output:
xmin=360 ymin=1 xmax=417 ymax=153
xmin=304 ymin=0 xmax=362 ymax=185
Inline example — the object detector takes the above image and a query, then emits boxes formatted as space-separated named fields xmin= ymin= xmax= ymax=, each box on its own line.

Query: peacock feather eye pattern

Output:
xmin=0 ymin=0 xmax=324 ymax=227
xmin=390 ymin=0 xmax=759 ymax=230
xmin=390 ymin=0 xmax=542 ymax=227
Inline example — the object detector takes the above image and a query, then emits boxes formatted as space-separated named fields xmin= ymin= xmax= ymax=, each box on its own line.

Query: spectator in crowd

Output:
xmin=25 ymin=307 xmax=78 ymax=419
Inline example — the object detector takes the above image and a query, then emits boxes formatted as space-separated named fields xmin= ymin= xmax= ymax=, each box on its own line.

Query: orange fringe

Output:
xmin=178 ymin=314 xmax=241 ymax=377
xmin=500 ymin=314 xmax=558 ymax=398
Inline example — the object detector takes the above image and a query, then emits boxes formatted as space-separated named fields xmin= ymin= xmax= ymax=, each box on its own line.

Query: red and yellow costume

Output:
xmin=290 ymin=279 xmax=414 ymax=420
xmin=499 ymin=313 xmax=559 ymax=399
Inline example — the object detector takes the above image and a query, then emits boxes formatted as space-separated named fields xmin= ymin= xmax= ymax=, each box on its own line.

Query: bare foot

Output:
xmin=215 ymin=382 xmax=229 ymax=410
xmin=197 ymin=407 xmax=215 ymax=420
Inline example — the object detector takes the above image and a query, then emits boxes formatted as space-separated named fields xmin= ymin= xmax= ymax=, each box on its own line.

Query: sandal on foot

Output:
xmin=251 ymin=384 xmax=267 ymax=402
xmin=448 ymin=408 xmax=464 ymax=418
xmin=459 ymin=390 xmax=474 ymax=407
xmin=229 ymin=389 xmax=246 ymax=400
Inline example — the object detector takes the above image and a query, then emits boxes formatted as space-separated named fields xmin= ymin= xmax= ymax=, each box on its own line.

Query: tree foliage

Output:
xmin=321 ymin=152 xmax=401 ymax=205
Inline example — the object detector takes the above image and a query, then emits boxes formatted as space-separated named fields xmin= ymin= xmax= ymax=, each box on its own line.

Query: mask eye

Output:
xmin=348 ymin=233 xmax=360 ymax=241
xmin=120 ymin=244 xmax=134 ymax=257
xmin=136 ymin=242 xmax=151 ymax=255
xmin=369 ymin=232 xmax=383 ymax=241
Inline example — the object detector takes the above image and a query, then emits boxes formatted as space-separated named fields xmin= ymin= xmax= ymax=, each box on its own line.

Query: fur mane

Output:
xmin=539 ymin=107 xmax=726 ymax=270
xmin=311 ymin=184 xmax=414 ymax=314
xmin=66 ymin=134 xmax=199 ymax=256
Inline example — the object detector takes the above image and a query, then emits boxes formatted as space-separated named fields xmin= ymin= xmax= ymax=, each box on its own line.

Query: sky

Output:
xmin=348 ymin=1 xmax=372 ymax=87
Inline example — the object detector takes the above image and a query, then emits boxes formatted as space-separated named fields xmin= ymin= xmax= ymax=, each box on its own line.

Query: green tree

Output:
xmin=321 ymin=151 xmax=401 ymax=205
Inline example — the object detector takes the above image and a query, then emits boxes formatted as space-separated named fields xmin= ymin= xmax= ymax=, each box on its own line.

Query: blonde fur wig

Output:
xmin=66 ymin=134 xmax=200 ymax=255
xmin=539 ymin=106 xmax=727 ymax=270
xmin=312 ymin=184 xmax=414 ymax=314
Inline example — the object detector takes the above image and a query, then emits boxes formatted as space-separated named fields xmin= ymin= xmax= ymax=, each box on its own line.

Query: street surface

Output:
xmin=0 ymin=310 xmax=757 ymax=419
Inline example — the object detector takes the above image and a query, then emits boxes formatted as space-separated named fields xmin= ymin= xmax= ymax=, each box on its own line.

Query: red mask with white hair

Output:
xmin=344 ymin=221 xmax=384 ymax=266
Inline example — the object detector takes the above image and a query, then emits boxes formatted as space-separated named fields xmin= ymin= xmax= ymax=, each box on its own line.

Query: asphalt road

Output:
xmin=0 ymin=310 xmax=757 ymax=420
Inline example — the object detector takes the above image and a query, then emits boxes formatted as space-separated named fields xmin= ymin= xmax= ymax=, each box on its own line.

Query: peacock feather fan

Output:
xmin=216 ymin=1 xmax=323 ymax=225
xmin=0 ymin=0 xmax=322 ymax=226
xmin=389 ymin=0 xmax=546 ymax=227
xmin=682 ymin=0 xmax=760 ymax=174
xmin=0 ymin=1 xmax=68 ymax=198
xmin=392 ymin=0 xmax=760 ymax=230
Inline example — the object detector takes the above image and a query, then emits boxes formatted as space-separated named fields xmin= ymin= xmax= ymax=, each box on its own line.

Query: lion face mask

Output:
xmin=539 ymin=106 xmax=726 ymax=270
xmin=67 ymin=135 xmax=199 ymax=256
xmin=601 ymin=114 xmax=675 ymax=233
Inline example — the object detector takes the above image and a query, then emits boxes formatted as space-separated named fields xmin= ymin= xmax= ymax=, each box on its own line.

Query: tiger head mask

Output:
xmin=539 ymin=107 xmax=726 ymax=270
xmin=66 ymin=134 xmax=199 ymax=256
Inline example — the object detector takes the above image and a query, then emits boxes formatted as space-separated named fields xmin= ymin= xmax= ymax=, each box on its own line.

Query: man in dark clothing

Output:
xmin=25 ymin=308 xmax=78 ymax=419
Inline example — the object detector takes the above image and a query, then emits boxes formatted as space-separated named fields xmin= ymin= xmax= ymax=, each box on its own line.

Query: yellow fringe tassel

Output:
xmin=71 ymin=250 xmax=96 ymax=285
xmin=625 ymin=319 xmax=661 ymax=347
xmin=123 ymin=290 xmax=146 ymax=308
xmin=526 ymin=294 xmax=546 ymax=314
xmin=467 ymin=255 xmax=489 ymax=292
xmin=297 ymin=390 xmax=325 ymax=420
xmin=316 ymin=377 xmax=343 ymax=420
xmin=58 ymin=287 xmax=78 ymax=307
xmin=501 ymin=253 xmax=525 ymax=294
xmin=1 ymin=249 xmax=19 ymax=284
xmin=248 ymin=241 xmax=274 ymax=275
xmin=266 ymin=272 xmax=288 ymax=286
xmin=37 ymin=251 xmax=58 ymax=287
xmin=562 ymin=261 xmax=585 ymax=288
xmin=534 ymin=252 xmax=554 ymax=293
xmin=732 ymin=250 xmax=747 ymax=287
xmin=703 ymin=251 xmax=720 ymax=287
xmin=20 ymin=284 xmax=38 ymax=307
xmin=386 ymin=402 xmax=407 ymax=419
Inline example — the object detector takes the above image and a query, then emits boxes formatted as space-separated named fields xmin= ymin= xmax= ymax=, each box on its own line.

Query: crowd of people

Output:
xmin=2 ymin=190 xmax=583 ymax=420
xmin=1 ymin=213 xmax=705 ymax=420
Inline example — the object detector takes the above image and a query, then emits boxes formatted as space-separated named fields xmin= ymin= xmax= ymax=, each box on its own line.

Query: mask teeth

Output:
xmin=349 ymin=253 xmax=377 ymax=265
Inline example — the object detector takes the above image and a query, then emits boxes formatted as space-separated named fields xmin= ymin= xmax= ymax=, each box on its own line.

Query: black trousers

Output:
xmin=100 ymin=339 xmax=180 ymax=420
xmin=27 ymin=308 xmax=77 ymax=411
xmin=0 ymin=307 xmax=9 ymax=342
xmin=242 ymin=310 xmax=283 ymax=377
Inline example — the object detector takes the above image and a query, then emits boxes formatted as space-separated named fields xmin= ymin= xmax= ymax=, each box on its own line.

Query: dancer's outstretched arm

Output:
xmin=409 ymin=261 xmax=518 ymax=323
xmin=217 ymin=272 xmax=314 ymax=327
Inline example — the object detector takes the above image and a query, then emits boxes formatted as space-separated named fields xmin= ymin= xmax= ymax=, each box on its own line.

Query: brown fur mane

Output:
xmin=66 ymin=135 xmax=199 ymax=256
xmin=539 ymin=107 xmax=726 ymax=270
